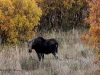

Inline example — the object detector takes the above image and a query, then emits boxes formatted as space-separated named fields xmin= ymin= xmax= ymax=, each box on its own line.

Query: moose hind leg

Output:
xmin=50 ymin=46 xmax=59 ymax=60
xmin=52 ymin=53 xmax=59 ymax=59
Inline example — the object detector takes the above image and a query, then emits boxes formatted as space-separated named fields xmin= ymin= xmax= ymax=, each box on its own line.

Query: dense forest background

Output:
xmin=0 ymin=0 xmax=89 ymax=44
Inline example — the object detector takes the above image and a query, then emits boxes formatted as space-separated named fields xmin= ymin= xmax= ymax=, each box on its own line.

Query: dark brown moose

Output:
xmin=27 ymin=37 xmax=59 ymax=61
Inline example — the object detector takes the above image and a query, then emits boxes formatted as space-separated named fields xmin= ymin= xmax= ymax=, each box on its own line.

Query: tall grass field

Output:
xmin=0 ymin=29 xmax=99 ymax=75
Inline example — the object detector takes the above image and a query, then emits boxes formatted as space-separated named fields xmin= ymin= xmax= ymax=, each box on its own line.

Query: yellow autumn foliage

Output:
xmin=0 ymin=0 xmax=42 ymax=44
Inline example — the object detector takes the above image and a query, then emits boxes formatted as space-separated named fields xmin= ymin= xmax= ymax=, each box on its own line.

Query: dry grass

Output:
xmin=0 ymin=29 xmax=99 ymax=75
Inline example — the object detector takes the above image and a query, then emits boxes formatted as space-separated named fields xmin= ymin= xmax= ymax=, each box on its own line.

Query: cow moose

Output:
xmin=27 ymin=37 xmax=59 ymax=61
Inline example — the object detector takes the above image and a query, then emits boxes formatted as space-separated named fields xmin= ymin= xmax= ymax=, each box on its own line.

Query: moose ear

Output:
xmin=24 ymin=40 xmax=30 ymax=44
xmin=24 ymin=40 xmax=28 ymax=43
xmin=26 ymin=40 xmax=34 ymax=44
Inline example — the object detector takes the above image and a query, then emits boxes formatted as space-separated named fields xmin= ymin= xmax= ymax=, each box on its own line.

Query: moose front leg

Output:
xmin=41 ymin=53 xmax=44 ymax=61
xmin=37 ymin=53 xmax=42 ymax=61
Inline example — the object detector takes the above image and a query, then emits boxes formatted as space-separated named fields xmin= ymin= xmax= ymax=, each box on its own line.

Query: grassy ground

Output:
xmin=0 ymin=29 xmax=99 ymax=75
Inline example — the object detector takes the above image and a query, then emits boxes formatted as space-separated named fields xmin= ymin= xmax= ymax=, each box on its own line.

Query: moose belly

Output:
xmin=42 ymin=49 xmax=51 ymax=54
